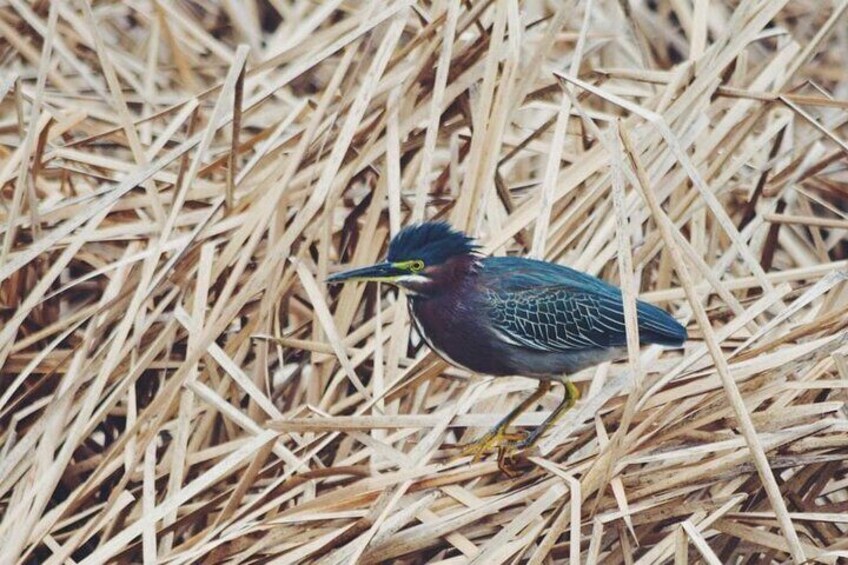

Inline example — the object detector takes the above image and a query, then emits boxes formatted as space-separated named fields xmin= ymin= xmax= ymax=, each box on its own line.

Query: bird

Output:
xmin=327 ymin=221 xmax=687 ymax=473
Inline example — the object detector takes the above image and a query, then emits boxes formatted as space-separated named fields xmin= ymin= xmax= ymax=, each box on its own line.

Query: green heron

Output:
xmin=328 ymin=222 xmax=687 ymax=471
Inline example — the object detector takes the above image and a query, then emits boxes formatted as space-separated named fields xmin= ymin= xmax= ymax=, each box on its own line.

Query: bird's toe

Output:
xmin=459 ymin=429 xmax=525 ymax=461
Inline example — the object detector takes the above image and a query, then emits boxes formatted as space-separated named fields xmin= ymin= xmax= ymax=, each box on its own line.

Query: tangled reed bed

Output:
xmin=1 ymin=0 xmax=848 ymax=563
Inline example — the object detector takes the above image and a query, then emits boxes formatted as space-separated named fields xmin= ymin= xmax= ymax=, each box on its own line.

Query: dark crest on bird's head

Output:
xmin=387 ymin=221 xmax=479 ymax=266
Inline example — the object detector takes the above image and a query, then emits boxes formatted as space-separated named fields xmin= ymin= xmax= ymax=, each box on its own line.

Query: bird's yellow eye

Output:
xmin=409 ymin=260 xmax=425 ymax=272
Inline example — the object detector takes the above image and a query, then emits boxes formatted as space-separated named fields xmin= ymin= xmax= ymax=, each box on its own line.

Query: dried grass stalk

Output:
xmin=1 ymin=1 xmax=847 ymax=563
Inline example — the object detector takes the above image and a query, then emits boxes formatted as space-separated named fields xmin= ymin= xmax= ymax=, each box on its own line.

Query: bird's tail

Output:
xmin=636 ymin=300 xmax=688 ymax=347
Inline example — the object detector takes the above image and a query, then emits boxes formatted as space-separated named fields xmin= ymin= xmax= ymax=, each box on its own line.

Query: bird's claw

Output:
xmin=495 ymin=443 xmax=522 ymax=476
xmin=459 ymin=430 xmax=534 ymax=475
xmin=457 ymin=428 xmax=544 ymax=475
xmin=459 ymin=429 xmax=526 ymax=462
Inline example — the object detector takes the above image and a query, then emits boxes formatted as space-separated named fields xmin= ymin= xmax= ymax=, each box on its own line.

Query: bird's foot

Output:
xmin=487 ymin=429 xmax=550 ymax=476
xmin=459 ymin=429 xmax=526 ymax=462
xmin=495 ymin=443 xmax=527 ymax=477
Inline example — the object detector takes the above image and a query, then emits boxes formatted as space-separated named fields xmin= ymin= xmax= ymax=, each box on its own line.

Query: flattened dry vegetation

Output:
xmin=0 ymin=1 xmax=847 ymax=563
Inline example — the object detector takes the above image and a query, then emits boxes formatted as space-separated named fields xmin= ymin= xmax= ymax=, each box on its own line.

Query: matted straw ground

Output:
xmin=1 ymin=0 xmax=847 ymax=563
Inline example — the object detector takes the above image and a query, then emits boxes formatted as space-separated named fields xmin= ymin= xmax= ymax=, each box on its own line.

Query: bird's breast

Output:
xmin=408 ymin=293 xmax=509 ymax=375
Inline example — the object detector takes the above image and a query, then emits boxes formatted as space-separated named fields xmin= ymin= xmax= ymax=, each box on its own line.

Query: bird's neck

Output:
xmin=406 ymin=254 xmax=480 ymax=299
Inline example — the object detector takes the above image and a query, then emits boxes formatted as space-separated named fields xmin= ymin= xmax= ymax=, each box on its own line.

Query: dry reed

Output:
xmin=1 ymin=0 xmax=847 ymax=563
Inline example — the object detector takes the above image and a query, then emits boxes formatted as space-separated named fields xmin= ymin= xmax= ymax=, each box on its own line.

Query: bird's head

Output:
xmin=327 ymin=221 xmax=480 ymax=296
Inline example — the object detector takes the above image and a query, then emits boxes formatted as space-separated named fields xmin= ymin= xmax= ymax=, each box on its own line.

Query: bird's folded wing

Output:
xmin=484 ymin=286 xmax=622 ymax=351
xmin=484 ymin=286 xmax=682 ymax=352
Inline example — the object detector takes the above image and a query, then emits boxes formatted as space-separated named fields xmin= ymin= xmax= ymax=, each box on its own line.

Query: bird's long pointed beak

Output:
xmin=326 ymin=262 xmax=398 ymax=284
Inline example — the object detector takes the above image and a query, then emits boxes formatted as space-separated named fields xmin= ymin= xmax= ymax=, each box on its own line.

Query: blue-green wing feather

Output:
xmin=481 ymin=257 xmax=687 ymax=351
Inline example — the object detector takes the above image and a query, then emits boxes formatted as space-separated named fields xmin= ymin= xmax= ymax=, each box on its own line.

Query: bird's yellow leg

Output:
xmin=460 ymin=381 xmax=551 ymax=462
xmin=512 ymin=380 xmax=580 ymax=451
